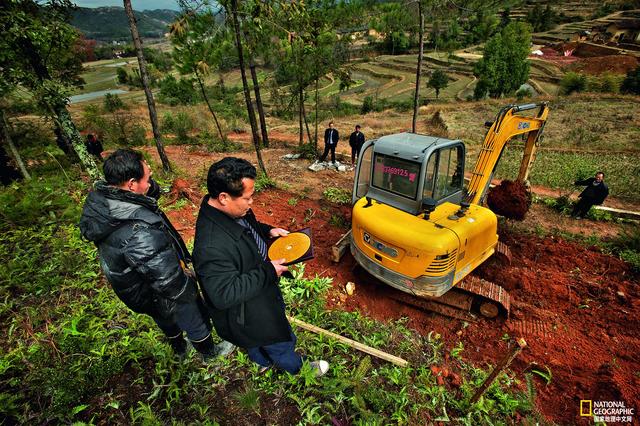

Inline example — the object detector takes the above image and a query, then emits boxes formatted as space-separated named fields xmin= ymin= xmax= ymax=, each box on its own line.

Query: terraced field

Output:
xmin=76 ymin=4 xmax=640 ymax=111
xmin=532 ymin=9 xmax=640 ymax=53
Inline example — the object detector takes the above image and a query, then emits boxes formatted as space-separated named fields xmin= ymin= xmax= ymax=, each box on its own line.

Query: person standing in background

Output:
xmin=319 ymin=121 xmax=339 ymax=164
xmin=349 ymin=125 xmax=365 ymax=166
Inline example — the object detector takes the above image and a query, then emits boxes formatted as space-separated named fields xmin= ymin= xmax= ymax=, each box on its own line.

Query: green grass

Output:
xmin=0 ymin=163 xmax=544 ymax=424
xmin=494 ymin=148 xmax=640 ymax=202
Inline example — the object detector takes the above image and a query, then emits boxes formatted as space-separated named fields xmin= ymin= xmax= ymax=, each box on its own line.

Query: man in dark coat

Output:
xmin=79 ymin=149 xmax=234 ymax=359
xmin=319 ymin=121 xmax=339 ymax=164
xmin=348 ymin=124 xmax=365 ymax=166
xmin=193 ymin=157 xmax=329 ymax=376
xmin=571 ymin=171 xmax=609 ymax=219
xmin=85 ymin=133 xmax=104 ymax=161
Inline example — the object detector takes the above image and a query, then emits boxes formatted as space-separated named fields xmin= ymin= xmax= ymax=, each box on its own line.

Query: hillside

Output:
xmin=71 ymin=7 xmax=179 ymax=42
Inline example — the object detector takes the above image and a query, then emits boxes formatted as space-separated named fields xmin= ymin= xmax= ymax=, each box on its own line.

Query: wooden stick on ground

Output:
xmin=287 ymin=316 xmax=409 ymax=367
xmin=470 ymin=338 xmax=527 ymax=404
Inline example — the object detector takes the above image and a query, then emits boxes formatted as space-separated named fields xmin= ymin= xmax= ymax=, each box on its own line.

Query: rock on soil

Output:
xmin=487 ymin=180 xmax=531 ymax=220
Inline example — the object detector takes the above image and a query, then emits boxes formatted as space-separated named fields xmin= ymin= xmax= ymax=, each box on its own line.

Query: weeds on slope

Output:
xmin=0 ymin=174 xmax=542 ymax=424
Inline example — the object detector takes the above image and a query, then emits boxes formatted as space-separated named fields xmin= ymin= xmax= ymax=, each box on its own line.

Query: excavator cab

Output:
xmin=350 ymin=103 xmax=549 ymax=318
xmin=353 ymin=134 xmax=466 ymax=214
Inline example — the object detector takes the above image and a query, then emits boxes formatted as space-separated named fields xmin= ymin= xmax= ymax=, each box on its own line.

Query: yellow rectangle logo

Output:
xmin=580 ymin=400 xmax=592 ymax=416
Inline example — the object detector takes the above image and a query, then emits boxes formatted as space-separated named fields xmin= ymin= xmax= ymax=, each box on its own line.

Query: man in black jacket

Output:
xmin=85 ymin=133 xmax=104 ymax=161
xmin=571 ymin=171 xmax=609 ymax=219
xmin=193 ymin=157 xmax=329 ymax=376
xmin=319 ymin=121 xmax=339 ymax=164
xmin=348 ymin=125 xmax=365 ymax=166
xmin=79 ymin=149 xmax=233 ymax=359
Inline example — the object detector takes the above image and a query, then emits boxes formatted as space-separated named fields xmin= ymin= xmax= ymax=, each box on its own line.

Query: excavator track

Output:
xmin=388 ymin=275 xmax=511 ymax=321
xmin=458 ymin=275 xmax=511 ymax=318
xmin=388 ymin=290 xmax=478 ymax=322
xmin=495 ymin=241 xmax=512 ymax=264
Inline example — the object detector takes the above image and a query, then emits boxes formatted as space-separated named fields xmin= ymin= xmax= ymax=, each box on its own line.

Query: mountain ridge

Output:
xmin=72 ymin=6 xmax=179 ymax=42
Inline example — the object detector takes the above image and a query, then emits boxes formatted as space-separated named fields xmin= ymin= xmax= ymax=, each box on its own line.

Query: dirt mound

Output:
xmin=568 ymin=55 xmax=639 ymax=75
xmin=166 ymin=178 xmax=202 ymax=205
xmin=486 ymin=180 xmax=531 ymax=220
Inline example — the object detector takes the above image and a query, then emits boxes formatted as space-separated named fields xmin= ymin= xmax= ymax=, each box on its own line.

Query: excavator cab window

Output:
xmin=372 ymin=153 xmax=421 ymax=199
xmin=423 ymin=145 xmax=464 ymax=203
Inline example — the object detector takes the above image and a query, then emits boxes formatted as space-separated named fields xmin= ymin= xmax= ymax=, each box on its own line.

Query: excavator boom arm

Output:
xmin=465 ymin=103 xmax=549 ymax=205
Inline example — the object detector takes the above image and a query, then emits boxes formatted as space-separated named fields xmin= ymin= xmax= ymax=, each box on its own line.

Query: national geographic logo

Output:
xmin=580 ymin=400 xmax=635 ymax=423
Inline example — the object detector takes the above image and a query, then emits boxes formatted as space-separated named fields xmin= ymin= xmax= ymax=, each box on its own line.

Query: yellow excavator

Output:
xmin=349 ymin=103 xmax=549 ymax=320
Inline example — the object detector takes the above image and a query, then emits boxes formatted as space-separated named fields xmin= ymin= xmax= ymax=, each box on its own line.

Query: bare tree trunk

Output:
xmin=298 ymin=85 xmax=304 ymax=146
xmin=314 ymin=77 xmax=319 ymax=150
xmin=123 ymin=0 xmax=171 ymax=172
xmin=249 ymin=62 xmax=269 ymax=148
xmin=0 ymin=110 xmax=31 ymax=180
xmin=195 ymin=70 xmax=227 ymax=146
xmin=229 ymin=0 xmax=266 ymax=175
xmin=218 ymin=74 xmax=226 ymax=95
xmin=412 ymin=0 xmax=425 ymax=133
xmin=18 ymin=37 xmax=98 ymax=178
xmin=301 ymin=97 xmax=313 ymax=145
xmin=54 ymin=106 xmax=101 ymax=180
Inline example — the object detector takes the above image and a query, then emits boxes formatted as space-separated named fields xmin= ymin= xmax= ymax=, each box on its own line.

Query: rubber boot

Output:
xmin=167 ymin=333 xmax=187 ymax=359
xmin=191 ymin=334 xmax=236 ymax=361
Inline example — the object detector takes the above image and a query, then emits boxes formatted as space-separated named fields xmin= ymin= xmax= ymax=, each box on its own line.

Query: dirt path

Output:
xmin=151 ymin=144 xmax=639 ymax=424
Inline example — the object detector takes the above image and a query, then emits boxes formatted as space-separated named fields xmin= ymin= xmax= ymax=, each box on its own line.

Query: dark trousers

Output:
xmin=319 ymin=144 xmax=336 ymax=163
xmin=571 ymin=197 xmax=595 ymax=218
xmin=247 ymin=328 xmax=303 ymax=374
xmin=151 ymin=297 xmax=211 ymax=342
xmin=351 ymin=145 xmax=362 ymax=165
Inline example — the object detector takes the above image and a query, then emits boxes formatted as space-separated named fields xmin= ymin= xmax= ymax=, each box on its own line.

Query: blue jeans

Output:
xmin=247 ymin=329 xmax=303 ymax=374
xmin=151 ymin=297 xmax=210 ymax=342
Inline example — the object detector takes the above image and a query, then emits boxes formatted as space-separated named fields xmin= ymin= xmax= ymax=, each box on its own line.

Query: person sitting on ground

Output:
xmin=193 ymin=157 xmax=329 ymax=377
xmin=79 ymin=149 xmax=234 ymax=360
xmin=571 ymin=171 xmax=609 ymax=219
xmin=349 ymin=125 xmax=365 ymax=166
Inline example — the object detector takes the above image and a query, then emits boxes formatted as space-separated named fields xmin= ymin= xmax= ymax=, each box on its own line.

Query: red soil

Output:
xmin=536 ymin=43 xmax=639 ymax=75
xmin=165 ymin=180 xmax=639 ymax=425
xmin=487 ymin=180 xmax=531 ymax=221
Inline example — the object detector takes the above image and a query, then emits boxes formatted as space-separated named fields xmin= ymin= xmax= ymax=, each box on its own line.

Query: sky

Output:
xmin=74 ymin=0 xmax=181 ymax=11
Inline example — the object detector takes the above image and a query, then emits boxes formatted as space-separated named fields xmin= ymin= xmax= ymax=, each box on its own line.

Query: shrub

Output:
xmin=295 ymin=143 xmax=319 ymax=160
xmin=198 ymin=130 xmax=239 ymax=152
xmin=162 ymin=111 xmax=194 ymax=143
xmin=116 ymin=67 xmax=129 ymax=85
xmin=254 ymin=172 xmax=276 ymax=192
xmin=158 ymin=75 xmax=199 ymax=106
xmin=129 ymin=124 xmax=147 ymax=146
xmin=598 ymin=73 xmax=620 ymax=93
xmin=103 ymin=93 xmax=126 ymax=112
xmin=516 ymin=86 xmax=533 ymax=100
xmin=560 ymin=72 xmax=587 ymax=95
xmin=620 ymin=65 xmax=640 ymax=95
xmin=361 ymin=96 xmax=375 ymax=114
